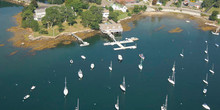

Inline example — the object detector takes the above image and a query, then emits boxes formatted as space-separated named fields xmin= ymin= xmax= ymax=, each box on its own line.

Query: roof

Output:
xmin=103 ymin=9 xmax=109 ymax=13
xmin=35 ymin=7 xmax=46 ymax=13
xmin=115 ymin=0 xmax=136 ymax=3
xmin=99 ymin=20 xmax=123 ymax=32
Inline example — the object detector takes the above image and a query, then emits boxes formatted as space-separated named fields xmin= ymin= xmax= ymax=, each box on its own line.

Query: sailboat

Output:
xmin=31 ymin=86 xmax=36 ymax=90
xmin=23 ymin=94 xmax=30 ymax=100
xmin=138 ymin=59 xmax=143 ymax=70
xmin=139 ymin=53 xmax=145 ymax=60
xmin=75 ymin=98 xmax=79 ymax=110
xmin=70 ymin=59 xmax=73 ymax=64
xmin=78 ymin=69 xmax=83 ymax=79
xmin=215 ymin=43 xmax=219 ymax=47
xmin=168 ymin=62 xmax=175 ymax=86
xmin=204 ymin=54 xmax=209 ymax=63
xmin=63 ymin=77 xmax=68 ymax=97
xmin=202 ymin=103 xmax=210 ymax=110
xmin=172 ymin=61 xmax=175 ymax=72
xmin=209 ymin=64 xmax=215 ymax=74
xmin=118 ymin=54 xmax=123 ymax=61
xmin=115 ymin=96 xmax=119 ymax=110
xmin=109 ymin=61 xmax=112 ymax=71
xmin=203 ymin=73 xmax=208 ymax=85
xmin=120 ymin=76 xmax=126 ymax=92
xmin=161 ymin=95 xmax=168 ymax=110
xmin=180 ymin=49 xmax=184 ymax=58
xmin=203 ymin=88 xmax=207 ymax=94
xmin=90 ymin=63 xmax=95 ymax=70
xmin=204 ymin=45 xmax=208 ymax=54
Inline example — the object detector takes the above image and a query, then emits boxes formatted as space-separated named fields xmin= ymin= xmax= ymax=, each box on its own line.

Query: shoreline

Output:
xmin=7 ymin=11 xmax=218 ymax=51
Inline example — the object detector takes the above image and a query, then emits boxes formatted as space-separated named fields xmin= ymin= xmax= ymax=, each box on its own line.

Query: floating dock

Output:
xmin=72 ymin=33 xmax=89 ymax=47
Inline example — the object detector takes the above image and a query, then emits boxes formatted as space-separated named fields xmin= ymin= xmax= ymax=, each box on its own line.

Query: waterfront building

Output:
xmin=99 ymin=20 xmax=123 ymax=33
xmin=111 ymin=4 xmax=127 ymax=13
xmin=34 ymin=7 xmax=46 ymax=21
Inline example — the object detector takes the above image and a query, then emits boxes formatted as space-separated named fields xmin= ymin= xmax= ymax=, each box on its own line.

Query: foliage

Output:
xmin=109 ymin=11 xmax=119 ymax=22
xmin=152 ymin=0 xmax=157 ymax=5
xmin=158 ymin=7 xmax=163 ymax=11
xmin=209 ymin=10 xmax=219 ymax=20
xmin=39 ymin=29 xmax=48 ymax=34
xmin=214 ymin=0 xmax=220 ymax=8
xmin=83 ymin=0 xmax=101 ymax=5
xmin=133 ymin=5 xmax=147 ymax=14
xmin=48 ymin=0 xmax=64 ymax=4
xmin=81 ymin=6 xmax=103 ymax=30
xmin=109 ymin=6 xmax=113 ymax=12
xmin=174 ymin=0 xmax=182 ymax=7
xmin=201 ymin=0 xmax=215 ymax=8
xmin=31 ymin=0 xmax=38 ymax=8
xmin=160 ymin=0 xmax=169 ymax=6
xmin=65 ymin=0 xmax=89 ymax=14
xmin=42 ymin=7 xmax=63 ymax=28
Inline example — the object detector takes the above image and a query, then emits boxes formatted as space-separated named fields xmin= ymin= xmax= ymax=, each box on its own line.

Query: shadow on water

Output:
xmin=0 ymin=1 xmax=20 ymax=8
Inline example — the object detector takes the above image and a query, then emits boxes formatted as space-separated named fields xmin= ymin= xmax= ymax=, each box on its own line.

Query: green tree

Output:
xmin=202 ymin=0 xmax=215 ymax=8
xmin=109 ymin=6 xmax=113 ymax=12
xmin=214 ymin=0 xmax=220 ymax=8
xmin=133 ymin=5 xmax=140 ymax=14
xmin=209 ymin=10 xmax=219 ymax=20
xmin=48 ymin=0 xmax=64 ymax=4
xmin=109 ymin=11 xmax=119 ymax=22
xmin=31 ymin=0 xmax=38 ymax=8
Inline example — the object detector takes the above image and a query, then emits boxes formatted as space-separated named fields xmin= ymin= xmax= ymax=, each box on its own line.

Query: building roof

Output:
xmin=103 ymin=9 xmax=109 ymax=13
xmin=115 ymin=0 xmax=136 ymax=3
xmin=99 ymin=20 xmax=123 ymax=32
xmin=35 ymin=7 xmax=47 ymax=13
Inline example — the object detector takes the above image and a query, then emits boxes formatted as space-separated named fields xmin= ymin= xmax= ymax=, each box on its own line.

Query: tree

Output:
xmin=133 ymin=5 xmax=140 ymax=14
xmin=109 ymin=6 xmax=113 ymax=12
xmin=109 ymin=11 xmax=118 ymax=22
xmin=48 ymin=0 xmax=64 ymax=4
xmin=209 ymin=10 xmax=219 ymax=21
xmin=30 ymin=20 xmax=39 ymax=31
xmin=31 ymin=0 xmax=38 ymax=8
xmin=152 ymin=0 xmax=158 ymax=5
xmin=214 ymin=0 xmax=220 ymax=8
xmin=42 ymin=6 xmax=63 ymax=28
xmin=201 ymin=0 xmax=215 ymax=8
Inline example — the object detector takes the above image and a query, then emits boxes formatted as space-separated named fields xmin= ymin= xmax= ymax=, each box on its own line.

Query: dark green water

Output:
xmin=0 ymin=1 xmax=220 ymax=110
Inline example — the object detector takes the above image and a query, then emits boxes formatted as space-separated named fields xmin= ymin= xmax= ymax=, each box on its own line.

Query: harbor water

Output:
xmin=0 ymin=1 xmax=220 ymax=110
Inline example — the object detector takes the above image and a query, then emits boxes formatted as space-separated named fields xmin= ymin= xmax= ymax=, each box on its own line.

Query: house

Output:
xmin=156 ymin=0 xmax=162 ymax=6
xmin=115 ymin=0 xmax=137 ymax=4
xmin=111 ymin=4 xmax=127 ymax=13
xmin=217 ymin=14 xmax=220 ymax=19
xmin=187 ymin=0 xmax=201 ymax=9
xmin=103 ymin=9 xmax=109 ymax=18
xmin=99 ymin=20 xmax=123 ymax=33
xmin=34 ymin=7 xmax=46 ymax=21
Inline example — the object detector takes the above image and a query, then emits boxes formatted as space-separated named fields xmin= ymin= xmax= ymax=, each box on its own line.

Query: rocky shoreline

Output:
xmin=7 ymin=10 xmax=218 ymax=51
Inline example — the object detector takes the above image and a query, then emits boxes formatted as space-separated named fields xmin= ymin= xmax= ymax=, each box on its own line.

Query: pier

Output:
xmin=99 ymin=20 xmax=138 ymax=50
xmin=71 ymin=33 xmax=89 ymax=46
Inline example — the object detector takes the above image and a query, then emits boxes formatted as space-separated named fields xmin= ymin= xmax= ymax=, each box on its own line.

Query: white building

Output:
xmin=156 ymin=0 xmax=162 ymax=6
xmin=217 ymin=14 xmax=220 ymax=19
xmin=111 ymin=4 xmax=127 ymax=13
xmin=34 ymin=7 xmax=46 ymax=21
xmin=103 ymin=9 xmax=109 ymax=18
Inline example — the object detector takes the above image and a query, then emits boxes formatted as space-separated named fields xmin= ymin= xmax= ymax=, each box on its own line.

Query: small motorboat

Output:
xmin=23 ymin=95 xmax=30 ymax=100
xmin=209 ymin=64 xmax=215 ymax=74
xmin=81 ymin=55 xmax=86 ymax=60
xmin=215 ymin=43 xmax=219 ymax=47
xmin=118 ymin=54 xmax=123 ymax=61
xmin=205 ymin=41 xmax=207 ymax=43
xmin=180 ymin=49 xmax=184 ymax=58
xmin=90 ymin=63 xmax=95 ymax=70
xmin=139 ymin=54 xmax=145 ymax=60
xmin=63 ymin=77 xmax=68 ymax=97
xmin=109 ymin=61 xmax=112 ymax=71
xmin=186 ymin=20 xmax=190 ymax=23
xmin=115 ymin=96 xmax=119 ymax=110
xmin=70 ymin=59 xmax=73 ymax=64
xmin=202 ymin=103 xmax=210 ymax=110
xmin=203 ymin=73 xmax=208 ymax=85
xmin=31 ymin=86 xmax=36 ymax=90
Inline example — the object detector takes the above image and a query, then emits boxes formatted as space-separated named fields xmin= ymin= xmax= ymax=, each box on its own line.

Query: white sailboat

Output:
xmin=209 ymin=64 xmax=215 ymax=74
xmin=120 ymin=76 xmax=126 ymax=92
xmin=115 ymin=96 xmax=119 ymax=110
xmin=70 ymin=59 xmax=73 ymax=64
xmin=186 ymin=20 xmax=190 ymax=23
xmin=90 ymin=63 xmax=95 ymax=70
xmin=118 ymin=54 xmax=123 ymax=61
xmin=203 ymin=88 xmax=207 ymax=94
xmin=203 ymin=73 xmax=208 ymax=85
xmin=204 ymin=45 xmax=208 ymax=54
xmin=168 ymin=62 xmax=175 ymax=86
xmin=63 ymin=77 xmax=68 ymax=97
xmin=172 ymin=61 xmax=175 ymax=72
xmin=180 ymin=49 xmax=184 ymax=58
xmin=202 ymin=103 xmax=210 ymax=110
xmin=204 ymin=54 xmax=209 ymax=63
xmin=138 ymin=59 xmax=143 ymax=70
xmin=75 ymin=98 xmax=79 ymax=110
xmin=215 ymin=43 xmax=219 ymax=47
xmin=109 ymin=61 xmax=112 ymax=71
xmin=78 ymin=69 xmax=83 ymax=79
xmin=31 ymin=86 xmax=36 ymax=90
xmin=81 ymin=55 xmax=86 ymax=60
xmin=161 ymin=95 xmax=168 ymax=110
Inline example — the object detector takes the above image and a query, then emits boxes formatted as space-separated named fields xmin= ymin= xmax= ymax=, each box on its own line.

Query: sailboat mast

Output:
xmin=117 ymin=96 xmax=119 ymax=106
xmin=165 ymin=95 xmax=168 ymax=109
xmin=206 ymin=73 xmax=208 ymax=81
xmin=65 ymin=77 xmax=67 ymax=87
xmin=77 ymin=98 xmax=79 ymax=110
xmin=123 ymin=76 xmax=125 ymax=87
xmin=212 ymin=64 xmax=214 ymax=70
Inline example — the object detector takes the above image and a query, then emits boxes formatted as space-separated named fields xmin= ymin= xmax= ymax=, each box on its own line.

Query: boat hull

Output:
xmin=120 ymin=85 xmax=126 ymax=92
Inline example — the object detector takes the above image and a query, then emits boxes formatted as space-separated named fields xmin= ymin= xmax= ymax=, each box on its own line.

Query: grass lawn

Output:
xmin=207 ymin=7 xmax=220 ymax=14
xmin=33 ymin=16 xmax=90 ymax=37
xmin=115 ymin=11 xmax=128 ymax=20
